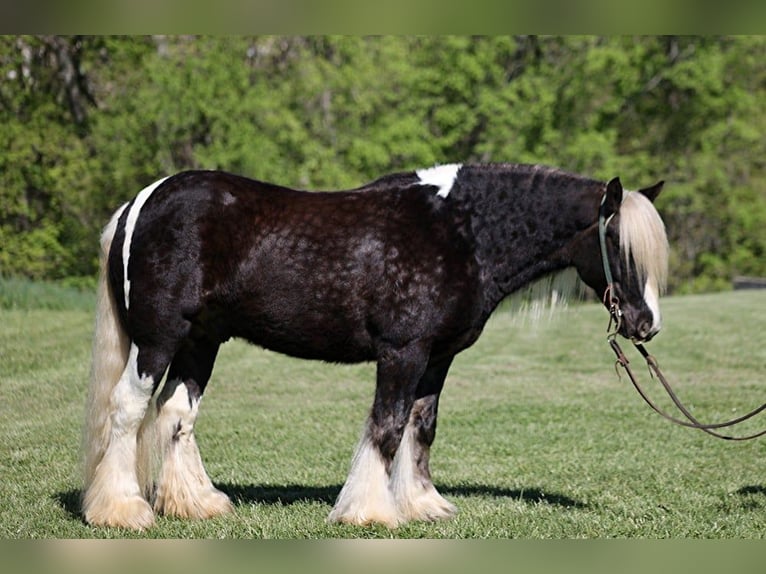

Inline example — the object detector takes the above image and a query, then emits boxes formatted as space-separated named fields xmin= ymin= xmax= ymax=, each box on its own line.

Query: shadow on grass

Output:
xmin=442 ymin=484 xmax=586 ymax=508
xmin=55 ymin=489 xmax=82 ymax=520
xmin=219 ymin=482 xmax=586 ymax=509
xmin=221 ymin=483 xmax=341 ymax=506
xmin=728 ymin=485 xmax=766 ymax=511
xmin=736 ymin=485 xmax=766 ymax=496
xmin=53 ymin=482 xmax=586 ymax=519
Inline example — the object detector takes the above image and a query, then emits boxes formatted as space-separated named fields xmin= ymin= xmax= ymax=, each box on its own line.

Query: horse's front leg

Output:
xmin=328 ymin=341 xmax=429 ymax=527
xmin=390 ymin=358 xmax=457 ymax=522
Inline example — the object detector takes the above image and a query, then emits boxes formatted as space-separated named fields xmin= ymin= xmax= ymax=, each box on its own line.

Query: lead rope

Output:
xmin=598 ymin=189 xmax=766 ymax=440
xmin=607 ymin=333 xmax=766 ymax=441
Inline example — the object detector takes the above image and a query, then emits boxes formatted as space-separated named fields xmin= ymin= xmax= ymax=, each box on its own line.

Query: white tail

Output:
xmin=82 ymin=206 xmax=131 ymax=501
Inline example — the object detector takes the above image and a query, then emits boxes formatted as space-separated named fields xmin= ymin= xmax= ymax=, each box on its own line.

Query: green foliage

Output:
xmin=2 ymin=36 xmax=766 ymax=292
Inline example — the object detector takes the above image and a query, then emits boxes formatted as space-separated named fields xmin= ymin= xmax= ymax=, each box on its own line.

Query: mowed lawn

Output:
xmin=1 ymin=289 xmax=765 ymax=538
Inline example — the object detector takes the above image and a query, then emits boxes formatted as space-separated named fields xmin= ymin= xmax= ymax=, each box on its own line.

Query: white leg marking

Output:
xmin=328 ymin=422 xmax=399 ymax=527
xmin=82 ymin=344 xmax=156 ymax=530
xmin=122 ymin=176 xmax=171 ymax=310
xmin=390 ymin=416 xmax=457 ymax=522
xmin=416 ymin=163 xmax=462 ymax=198
xmin=644 ymin=279 xmax=662 ymax=335
xmin=153 ymin=380 xmax=233 ymax=519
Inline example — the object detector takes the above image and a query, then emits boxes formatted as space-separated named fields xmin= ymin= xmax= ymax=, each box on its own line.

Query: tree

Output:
xmin=1 ymin=36 xmax=765 ymax=293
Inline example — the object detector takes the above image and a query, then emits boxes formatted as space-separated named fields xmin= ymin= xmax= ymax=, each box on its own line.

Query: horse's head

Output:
xmin=574 ymin=177 xmax=669 ymax=343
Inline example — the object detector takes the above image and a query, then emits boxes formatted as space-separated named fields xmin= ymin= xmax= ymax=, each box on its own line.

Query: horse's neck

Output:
xmin=455 ymin=168 xmax=600 ymax=314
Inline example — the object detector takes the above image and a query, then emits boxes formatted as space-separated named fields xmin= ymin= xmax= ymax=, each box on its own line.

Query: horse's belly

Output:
xmin=229 ymin=308 xmax=376 ymax=364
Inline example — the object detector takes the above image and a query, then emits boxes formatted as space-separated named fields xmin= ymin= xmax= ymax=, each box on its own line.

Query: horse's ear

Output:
xmin=638 ymin=180 xmax=664 ymax=203
xmin=602 ymin=177 xmax=623 ymax=217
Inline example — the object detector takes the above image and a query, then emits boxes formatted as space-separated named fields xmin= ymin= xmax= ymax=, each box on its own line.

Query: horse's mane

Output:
xmin=619 ymin=191 xmax=669 ymax=295
xmin=503 ymin=267 xmax=585 ymax=321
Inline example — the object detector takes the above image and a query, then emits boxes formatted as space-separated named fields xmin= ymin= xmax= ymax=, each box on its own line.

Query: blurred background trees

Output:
xmin=1 ymin=35 xmax=765 ymax=293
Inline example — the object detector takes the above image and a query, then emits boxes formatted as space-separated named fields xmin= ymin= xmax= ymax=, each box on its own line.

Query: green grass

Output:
xmin=1 ymin=289 xmax=766 ymax=538
xmin=0 ymin=276 xmax=95 ymax=311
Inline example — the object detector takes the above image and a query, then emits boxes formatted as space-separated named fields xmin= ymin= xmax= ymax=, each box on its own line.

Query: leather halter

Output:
xmin=598 ymin=191 xmax=622 ymax=336
xmin=598 ymin=189 xmax=766 ymax=441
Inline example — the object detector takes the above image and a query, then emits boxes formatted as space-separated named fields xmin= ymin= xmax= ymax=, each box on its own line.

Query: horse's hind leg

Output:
xmin=328 ymin=341 xmax=429 ymax=527
xmin=82 ymin=343 xmax=170 ymax=530
xmin=152 ymin=338 xmax=234 ymax=520
xmin=390 ymin=358 xmax=457 ymax=522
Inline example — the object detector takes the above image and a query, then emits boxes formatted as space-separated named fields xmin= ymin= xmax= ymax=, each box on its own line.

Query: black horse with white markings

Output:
xmin=82 ymin=163 xmax=668 ymax=529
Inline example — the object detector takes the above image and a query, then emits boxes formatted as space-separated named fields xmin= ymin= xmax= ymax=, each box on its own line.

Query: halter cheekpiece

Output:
xmin=598 ymin=190 xmax=622 ymax=337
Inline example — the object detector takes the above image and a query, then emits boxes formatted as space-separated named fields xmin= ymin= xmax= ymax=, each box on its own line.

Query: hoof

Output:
xmin=395 ymin=485 xmax=458 ymax=523
xmin=155 ymin=486 xmax=234 ymax=520
xmin=84 ymin=494 xmax=155 ymax=531
xmin=327 ymin=505 xmax=401 ymax=528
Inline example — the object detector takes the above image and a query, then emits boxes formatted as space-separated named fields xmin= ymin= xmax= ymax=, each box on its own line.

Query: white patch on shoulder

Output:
xmin=122 ymin=176 xmax=171 ymax=310
xmin=416 ymin=163 xmax=462 ymax=198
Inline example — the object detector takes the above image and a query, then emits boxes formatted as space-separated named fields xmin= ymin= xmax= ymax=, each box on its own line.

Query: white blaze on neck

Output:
xmin=416 ymin=163 xmax=462 ymax=198
xmin=122 ymin=176 xmax=171 ymax=310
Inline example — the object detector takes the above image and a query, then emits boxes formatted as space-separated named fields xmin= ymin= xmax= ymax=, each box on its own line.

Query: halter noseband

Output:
xmin=598 ymin=191 xmax=622 ymax=336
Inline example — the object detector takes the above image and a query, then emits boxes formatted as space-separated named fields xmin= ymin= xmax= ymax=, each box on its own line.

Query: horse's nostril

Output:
xmin=637 ymin=320 xmax=652 ymax=341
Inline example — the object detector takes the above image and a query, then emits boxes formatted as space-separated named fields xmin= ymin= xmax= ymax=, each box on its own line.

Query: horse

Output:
xmin=81 ymin=163 xmax=668 ymax=530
